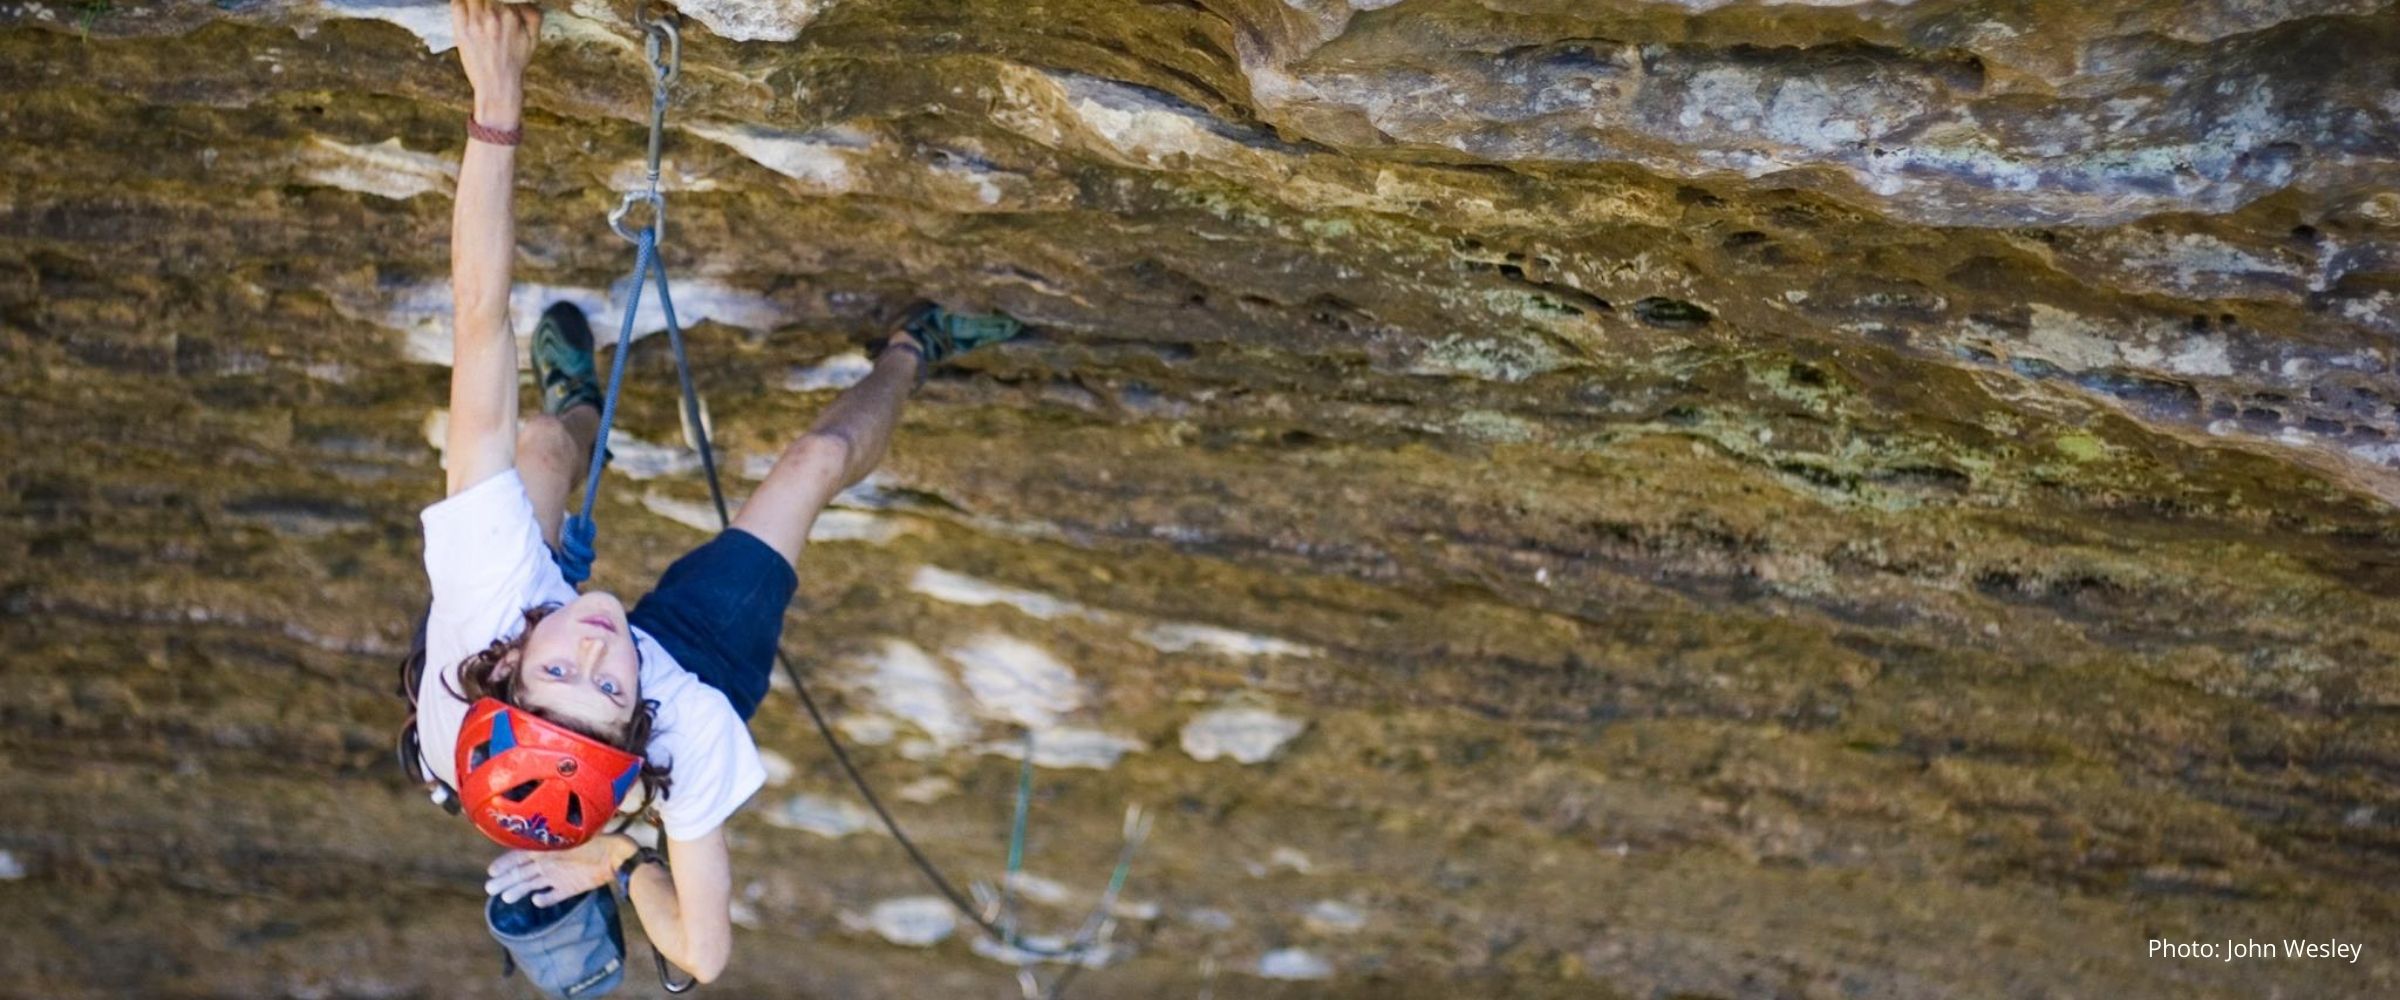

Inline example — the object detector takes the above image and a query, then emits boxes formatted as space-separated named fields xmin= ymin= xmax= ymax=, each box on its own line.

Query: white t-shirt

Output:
xmin=415 ymin=469 xmax=766 ymax=842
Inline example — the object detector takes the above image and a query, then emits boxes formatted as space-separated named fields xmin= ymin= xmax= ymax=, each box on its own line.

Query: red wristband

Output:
xmin=466 ymin=118 xmax=522 ymax=147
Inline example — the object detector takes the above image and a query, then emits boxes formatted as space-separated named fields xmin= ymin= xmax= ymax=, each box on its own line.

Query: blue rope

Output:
xmin=554 ymin=227 xmax=657 ymax=587
xmin=649 ymin=247 xmax=729 ymax=527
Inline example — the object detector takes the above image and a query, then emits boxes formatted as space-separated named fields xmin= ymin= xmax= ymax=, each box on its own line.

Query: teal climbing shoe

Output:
xmin=531 ymin=302 xmax=604 ymax=417
xmin=892 ymin=302 xmax=1026 ymax=366
xmin=530 ymin=301 xmax=612 ymax=470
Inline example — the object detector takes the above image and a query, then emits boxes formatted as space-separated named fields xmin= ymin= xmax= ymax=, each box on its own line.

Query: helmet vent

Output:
xmin=501 ymin=780 xmax=541 ymax=803
xmin=565 ymin=793 xmax=585 ymax=828
xmin=466 ymin=740 xmax=493 ymax=772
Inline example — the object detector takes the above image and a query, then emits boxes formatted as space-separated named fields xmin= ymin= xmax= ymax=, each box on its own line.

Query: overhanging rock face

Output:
xmin=2 ymin=1 xmax=2396 ymax=997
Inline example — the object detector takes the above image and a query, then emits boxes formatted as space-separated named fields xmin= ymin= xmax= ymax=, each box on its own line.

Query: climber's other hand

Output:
xmin=484 ymin=835 xmax=626 ymax=908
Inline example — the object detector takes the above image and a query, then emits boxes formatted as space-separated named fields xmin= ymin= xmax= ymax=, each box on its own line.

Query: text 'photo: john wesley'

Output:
xmin=2150 ymin=938 xmax=2367 ymax=963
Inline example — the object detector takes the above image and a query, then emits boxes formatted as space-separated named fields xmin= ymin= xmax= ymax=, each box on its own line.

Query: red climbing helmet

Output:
xmin=455 ymin=697 xmax=643 ymax=851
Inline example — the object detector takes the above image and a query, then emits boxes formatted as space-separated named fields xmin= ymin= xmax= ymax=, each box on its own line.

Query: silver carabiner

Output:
xmin=637 ymin=18 xmax=678 ymax=188
xmin=609 ymin=189 xmax=665 ymax=246
xmin=643 ymin=18 xmax=680 ymax=94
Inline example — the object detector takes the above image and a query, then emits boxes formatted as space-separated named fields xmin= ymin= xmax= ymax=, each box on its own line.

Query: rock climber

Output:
xmin=401 ymin=0 xmax=1024 ymax=989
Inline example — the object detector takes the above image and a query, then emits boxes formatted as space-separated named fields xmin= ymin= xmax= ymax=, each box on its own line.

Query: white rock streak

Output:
xmin=911 ymin=566 xmax=1318 ymax=658
xmin=760 ymin=792 xmax=876 ymax=839
xmin=1180 ymin=705 xmax=1308 ymax=764
xmin=846 ymin=640 xmax=978 ymax=750
xmin=1137 ymin=622 xmax=1319 ymax=659
xmin=899 ymin=567 xmax=1321 ymax=770
xmin=785 ymin=351 xmax=875 ymax=392
xmin=950 ymin=632 xmax=1084 ymax=730
xmin=757 ymin=749 xmax=795 ymax=787
xmin=979 ymin=727 xmax=1147 ymax=770
xmin=1001 ymin=871 xmax=1075 ymax=906
xmin=378 ymin=280 xmax=784 ymax=367
xmin=806 ymin=509 xmax=910 ymax=544
xmin=672 ymin=0 xmax=838 ymax=43
xmin=1303 ymin=900 xmax=1368 ymax=934
xmin=910 ymin=566 xmax=1095 ymax=623
xmin=684 ymin=121 xmax=870 ymax=192
xmin=610 ymin=432 xmax=702 ymax=481
xmin=1257 ymin=948 xmax=1335 ymax=980
xmin=298 ymin=136 xmax=453 ymax=200
xmin=637 ymin=490 xmax=719 ymax=533
xmin=1264 ymin=846 xmax=1314 ymax=875
xmin=895 ymin=776 xmax=958 ymax=804
xmin=318 ymin=0 xmax=454 ymax=51
xmin=842 ymin=896 xmax=956 ymax=947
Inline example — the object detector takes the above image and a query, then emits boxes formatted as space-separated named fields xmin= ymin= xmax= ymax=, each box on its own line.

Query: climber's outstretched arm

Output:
xmin=624 ymin=828 xmax=735 ymax=984
xmin=443 ymin=0 xmax=544 ymax=497
xmin=730 ymin=345 xmax=922 ymax=564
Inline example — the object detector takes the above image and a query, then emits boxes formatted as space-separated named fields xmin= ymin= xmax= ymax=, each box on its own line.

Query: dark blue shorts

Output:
xmin=625 ymin=528 xmax=795 ymax=722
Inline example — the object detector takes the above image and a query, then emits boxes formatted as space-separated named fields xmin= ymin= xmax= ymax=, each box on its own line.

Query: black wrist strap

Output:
xmin=615 ymin=846 xmax=700 ymax=993
xmin=616 ymin=846 xmax=664 ymax=893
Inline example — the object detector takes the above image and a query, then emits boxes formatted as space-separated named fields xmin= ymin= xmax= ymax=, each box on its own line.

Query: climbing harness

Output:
xmin=549 ymin=7 xmax=1148 ymax=996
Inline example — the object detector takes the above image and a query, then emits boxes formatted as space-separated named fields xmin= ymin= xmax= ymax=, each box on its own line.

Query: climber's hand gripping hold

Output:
xmin=453 ymin=0 xmax=541 ymax=132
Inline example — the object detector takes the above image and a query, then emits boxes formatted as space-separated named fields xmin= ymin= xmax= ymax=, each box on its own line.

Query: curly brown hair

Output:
xmin=440 ymin=604 xmax=673 ymax=813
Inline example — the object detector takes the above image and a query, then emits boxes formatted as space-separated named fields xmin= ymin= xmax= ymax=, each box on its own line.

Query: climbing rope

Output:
xmin=555 ymin=9 xmax=1145 ymax=991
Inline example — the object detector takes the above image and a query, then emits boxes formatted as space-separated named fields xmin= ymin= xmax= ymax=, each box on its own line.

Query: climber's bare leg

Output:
xmin=732 ymin=345 xmax=922 ymax=566
xmin=517 ymin=404 xmax=600 ymax=550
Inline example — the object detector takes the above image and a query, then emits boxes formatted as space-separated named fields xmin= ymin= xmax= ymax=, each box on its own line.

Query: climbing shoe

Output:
xmin=531 ymin=301 xmax=604 ymax=418
xmin=888 ymin=301 xmax=1026 ymax=366
xmin=530 ymin=301 xmax=612 ymax=470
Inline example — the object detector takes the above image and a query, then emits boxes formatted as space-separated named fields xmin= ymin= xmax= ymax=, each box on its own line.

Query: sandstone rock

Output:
xmin=4 ymin=1 xmax=2396 ymax=997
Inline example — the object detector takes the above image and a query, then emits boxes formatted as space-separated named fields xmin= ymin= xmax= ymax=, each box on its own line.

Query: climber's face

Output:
xmin=510 ymin=591 xmax=642 ymax=737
